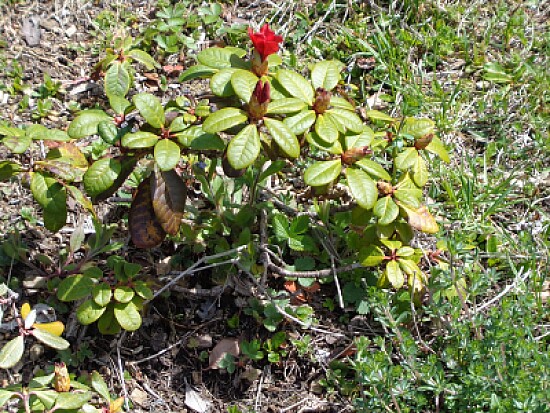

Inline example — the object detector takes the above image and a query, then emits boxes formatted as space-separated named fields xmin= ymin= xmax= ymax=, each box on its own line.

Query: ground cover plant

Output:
xmin=0 ymin=1 xmax=548 ymax=412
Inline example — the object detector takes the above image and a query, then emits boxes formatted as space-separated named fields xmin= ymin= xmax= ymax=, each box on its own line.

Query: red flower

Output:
xmin=248 ymin=24 xmax=283 ymax=62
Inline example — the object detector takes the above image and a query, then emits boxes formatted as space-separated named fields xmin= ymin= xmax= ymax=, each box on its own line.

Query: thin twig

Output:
xmin=116 ymin=332 xmax=129 ymax=411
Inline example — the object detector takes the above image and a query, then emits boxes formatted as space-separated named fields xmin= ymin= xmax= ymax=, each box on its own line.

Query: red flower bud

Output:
xmin=341 ymin=146 xmax=372 ymax=165
xmin=248 ymin=24 xmax=283 ymax=62
xmin=248 ymin=80 xmax=271 ymax=121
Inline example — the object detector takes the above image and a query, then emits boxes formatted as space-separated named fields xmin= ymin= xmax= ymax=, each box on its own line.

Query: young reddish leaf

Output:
xmin=129 ymin=177 xmax=167 ymax=248
xmin=151 ymin=169 xmax=187 ymax=236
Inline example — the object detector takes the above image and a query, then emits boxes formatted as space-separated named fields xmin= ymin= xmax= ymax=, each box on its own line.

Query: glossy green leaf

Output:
xmin=394 ymin=187 xmax=422 ymax=208
xmin=231 ymin=69 xmax=259 ymax=102
xmin=134 ymin=281 xmax=154 ymax=300
xmin=27 ymin=125 xmax=70 ymax=141
xmin=0 ymin=125 xmax=24 ymax=137
xmin=396 ymin=246 xmax=415 ymax=257
xmin=264 ymin=118 xmax=300 ymax=158
xmin=306 ymin=131 xmax=342 ymax=154
xmin=346 ymin=168 xmax=377 ymax=210
xmin=114 ymin=301 xmax=142 ymax=331
xmin=126 ymin=48 xmax=158 ymax=70
xmin=326 ymin=108 xmax=364 ymax=133
xmin=210 ymin=68 xmax=237 ymax=97
xmin=176 ymin=125 xmax=224 ymax=150
xmin=77 ymin=300 xmax=107 ymax=325
xmin=267 ymin=98 xmax=306 ymax=114
xmin=92 ymin=283 xmax=112 ymax=307
xmin=97 ymin=305 xmax=120 ymax=335
xmin=359 ymin=245 xmax=385 ymax=267
xmin=315 ymin=114 xmax=339 ymax=143
xmin=114 ymin=286 xmax=135 ymax=303
xmin=32 ymin=329 xmax=70 ymax=350
xmin=83 ymin=158 xmax=121 ymax=197
xmin=0 ymin=336 xmax=24 ymax=369
xmin=202 ymin=107 xmax=247 ymax=133
xmin=374 ymin=196 xmax=399 ymax=225
xmin=104 ymin=61 xmax=130 ymax=99
xmin=355 ymin=159 xmax=391 ymax=181
xmin=425 ymin=136 xmax=450 ymax=163
xmin=53 ymin=392 xmax=92 ymax=410
xmin=97 ymin=120 xmax=118 ymax=144
xmin=31 ymin=172 xmax=67 ymax=232
xmin=133 ymin=93 xmax=165 ymax=128
xmin=108 ymin=95 xmax=132 ymax=115
xmin=67 ymin=110 xmax=111 ymax=139
xmin=366 ymin=110 xmax=395 ymax=123
xmin=0 ymin=161 xmax=21 ymax=181
xmin=330 ymin=96 xmax=355 ymax=111
xmin=401 ymin=117 xmax=435 ymax=138
xmin=395 ymin=147 xmax=419 ymax=170
xmin=57 ymin=274 xmax=94 ymax=301
xmin=197 ymin=47 xmax=240 ymax=69
xmin=227 ymin=124 xmax=260 ymax=169
xmin=121 ymin=131 xmax=159 ymax=148
xmin=179 ymin=64 xmax=218 ymax=81
xmin=386 ymin=260 xmax=404 ymax=289
xmin=311 ymin=60 xmax=343 ymax=90
xmin=345 ymin=127 xmax=374 ymax=149
xmin=91 ymin=371 xmax=110 ymax=402
xmin=277 ymin=69 xmax=314 ymax=104
xmin=283 ymin=110 xmax=316 ymax=135
xmin=412 ymin=155 xmax=429 ymax=187
xmin=304 ymin=160 xmax=341 ymax=187
xmin=154 ymin=139 xmax=180 ymax=171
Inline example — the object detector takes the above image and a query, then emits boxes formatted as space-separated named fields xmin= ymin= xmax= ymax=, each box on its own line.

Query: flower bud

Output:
xmin=341 ymin=146 xmax=373 ymax=165
xmin=377 ymin=181 xmax=394 ymax=195
xmin=53 ymin=362 xmax=71 ymax=392
xmin=248 ymin=80 xmax=270 ymax=121
xmin=313 ymin=88 xmax=332 ymax=114
xmin=414 ymin=133 xmax=433 ymax=150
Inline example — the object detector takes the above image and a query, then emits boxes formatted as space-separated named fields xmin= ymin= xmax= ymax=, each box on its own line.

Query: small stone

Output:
xmin=130 ymin=388 xmax=148 ymax=407
xmin=65 ymin=25 xmax=77 ymax=38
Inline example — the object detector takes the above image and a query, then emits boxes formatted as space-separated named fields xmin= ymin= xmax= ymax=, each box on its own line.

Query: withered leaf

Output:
xmin=151 ymin=169 xmax=187 ymax=235
xmin=396 ymin=201 xmax=439 ymax=234
xmin=129 ymin=177 xmax=166 ymax=248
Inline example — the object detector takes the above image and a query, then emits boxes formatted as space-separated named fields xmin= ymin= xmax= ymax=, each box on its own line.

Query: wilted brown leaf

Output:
xmin=397 ymin=202 xmax=439 ymax=234
xmin=129 ymin=177 xmax=166 ymax=248
xmin=151 ymin=169 xmax=187 ymax=235
xmin=208 ymin=338 xmax=240 ymax=370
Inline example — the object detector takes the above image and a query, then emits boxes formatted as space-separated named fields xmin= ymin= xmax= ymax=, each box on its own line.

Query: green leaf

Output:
xmin=202 ymin=107 xmax=247 ymax=133
xmin=53 ymin=391 xmax=92 ymax=410
xmin=91 ymin=371 xmax=110 ymax=402
xmin=97 ymin=120 xmax=118 ymax=144
xmin=315 ymin=114 xmax=339 ymax=143
xmin=288 ymin=234 xmax=316 ymax=252
xmin=0 ymin=125 xmax=24 ymax=137
xmin=400 ymin=117 xmax=435 ymax=138
xmin=311 ymin=60 xmax=343 ymax=90
xmin=483 ymin=62 xmax=513 ymax=83
xmin=283 ymin=110 xmax=316 ymax=135
xmin=0 ymin=336 xmax=24 ymax=369
xmin=134 ymin=281 xmax=153 ymax=300
xmin=374 ymin=196 xmax=399 ymax=225
xmin=394 ymin=187 xmax=422 ymax=208
xmin=386 ymin=260 xmax=404 ymax=289
xmin=231 ymin=69 xmax=259 ymax=102
xmin=272 ymin=214 xmax=290 ymax=241
xmin=114 ymin=286 xmax=135 ymax=303
xmin=258 ymin=159 xmax=287 ymax=183
xmin=176 ymin=125 xmax=224 ymax=150
xmin=263 ymin=118 xmax=300 ymax=158
xmin=179 ymin=64 xmax=218 ymax=81
xmin=412 ymin=156 xmax=428 ymax=187
xmin=395 ymin=147 xmax=419 ymax=170
xmin=304 ymin=160 xmax=341 ymax=187
xmin=346 ymin=168 xmax=377 ymax=210
xmin=277 ymin=69 xmax=314 ymax=104
xmin=154 ymin=139 xmax=181 ymax=171
xmin=355 ymin=159 xmax=391 ymax=181
xmin=97 ymin=305 xmax=120 ymax=335
xmin=133 ymin=93 xmax=165 ymax=128
xmin=126 ymin=48 xmax=159 ymax=70
xmin=124 ymin=262 xmax=141 ymax=278
xmin=27 ymin=125 xmax=70 ymax=141
xmin=83 ymin=158 xmax=122 ymax=197
xmin=77 ymin=300 xmax=107 ymax=325
xmin=425 ymin=136 xmax=450 ymax=163
xmin=43 ymin=203 xmax=67 ymax=232
xmin=3 ymin=134 xmax=31 ymax=153
xmin=32 ymin=329 xmax=70 ymax=350
xmin=227 ymin=124 xmax=260 ymax=169
xmin=330 ymin=96 xmax=355 ymax=111
xmin=345 ymin=127 xmax=374 ymax=149
xmin=0 ymin=390 xmax=15 ymax=406
xmin=114 ymin=301 xmax=142 ymax=331
xmin=267 ymin=98 xmax=306 ymax=114
xmin=366 ymin=110 xmax=395 ymax=123
xmin=68 ymin=110 xmax=111 ymax=139
xmin=57 ymin=274 xmax=94 ymax=301
xmin=104 ymin=61 xmax=130 ymax=99
xmin=210 ymin=68 xmax=237 ymax=97
xmin=359 ymin=245 xmax=385 ymax=267
xmin=34 ymin=390 xmax=58 ymax=409
xmin=326 ymin=108 xmax=364 ymax=133
xmin=92 ymin=283 xmax=112 ymax=307
xmin=30 ymin=172 xmax=67 ymax=232
xmin=121 ymin=131 xmax=159 ymax=148
xmin=197 ymin=47 xmax=241 ymax=69
xmin=109 ymin=95 xmax=132 ymax=115
xmin=396 ymin=246 xmax=415 ymax=257
xmin=0 ymin=161 xmax=21 ymax=181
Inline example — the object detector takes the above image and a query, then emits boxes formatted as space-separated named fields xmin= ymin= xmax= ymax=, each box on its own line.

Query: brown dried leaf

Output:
xmin=129 ymin=177 xmax=166 ymax=248
xmin=208 ymin=338 xmax=240 ymax=370
xmin=397 ymin=202 xmax=439 ymax=234
xmin=151 ymin=169 xmax=187 ymax=235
